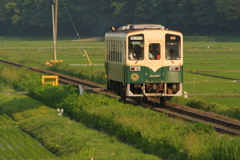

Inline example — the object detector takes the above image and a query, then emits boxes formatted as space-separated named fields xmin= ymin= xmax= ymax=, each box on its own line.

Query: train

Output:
xmin=104 ymin=24 xmax=183 ymax=105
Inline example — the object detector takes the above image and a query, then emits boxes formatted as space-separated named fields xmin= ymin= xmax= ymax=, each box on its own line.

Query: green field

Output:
xmin=0 ymin=38 xmax=105 ymax=70
xmin=0 ymin=36 xmax=240 ymax=159
xmin=1 ymin=36 xmax=240 ymax=107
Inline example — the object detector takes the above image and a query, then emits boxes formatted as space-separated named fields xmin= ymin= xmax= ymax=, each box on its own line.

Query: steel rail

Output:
xmin=154 ymin=102 xmax=240 ymax=136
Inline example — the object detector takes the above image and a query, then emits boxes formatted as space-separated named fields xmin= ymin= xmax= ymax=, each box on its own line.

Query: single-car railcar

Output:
xmin=105 ymin=24 xmax=183 ymax=105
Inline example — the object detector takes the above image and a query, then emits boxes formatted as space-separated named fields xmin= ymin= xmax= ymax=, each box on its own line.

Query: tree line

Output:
xmin=0 ymin=0 xmax=240 ymax=37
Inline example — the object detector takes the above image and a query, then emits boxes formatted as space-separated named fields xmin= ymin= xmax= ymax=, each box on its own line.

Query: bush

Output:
xmin=28 ymin=84 xmax=78 ymax=108
xmin=184 ymin=122 xmax=215 ymax=134
xmin=186 ymin=99 xmax=219 ymax=111
xmin=170 ymin=97 xmax=219 ymax=111
xmin=211 ymin=137 xmax=240 ymax=160
xmin=170 ymin=96 xmax=240 ymax=120
xmin=57 ymin=93 xmax=85 ymax=118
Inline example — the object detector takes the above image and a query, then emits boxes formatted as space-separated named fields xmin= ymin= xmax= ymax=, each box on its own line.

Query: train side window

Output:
xmin=117 ymin=52 xmax=119 ymax=62
xmin=109 ymin=40 xmax=112 ymax=61
xmin=120 ymin=52 xmax=122 ymax=62
xmin=149 ymin=43 xmax=160 ymax=60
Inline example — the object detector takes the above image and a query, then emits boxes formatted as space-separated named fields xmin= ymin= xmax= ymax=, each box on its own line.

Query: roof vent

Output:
xmin=118 ymin=24 xmax=165 ymax=31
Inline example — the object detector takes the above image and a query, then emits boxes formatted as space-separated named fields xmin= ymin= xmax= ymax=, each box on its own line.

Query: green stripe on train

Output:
xmin=126 ymin=66 xmax=183 ymax=83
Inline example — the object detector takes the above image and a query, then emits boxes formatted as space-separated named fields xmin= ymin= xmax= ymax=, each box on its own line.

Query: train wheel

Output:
xmin=121 ymin=95 xmax=126 ymax=101
xmin=160 ymin=97 xmax=167 ymax=106
xmin=141 ymin=96 xmax=148 ymax=102
xmin=134 ymin=97 xmax=142 ymax=105
xmin=120 ymin=85 xmax=126 ymax=101
xmin=107 ymin=80 xmax=112 ymax=91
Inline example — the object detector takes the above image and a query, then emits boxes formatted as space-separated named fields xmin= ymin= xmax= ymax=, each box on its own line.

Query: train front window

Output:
xmin=128 ymin=34 xmax=144 ymax=60
xmin=165 ymin=34 xmax=181 ymax=60
xmin=149 ymin=43 xmax=160 ymax=60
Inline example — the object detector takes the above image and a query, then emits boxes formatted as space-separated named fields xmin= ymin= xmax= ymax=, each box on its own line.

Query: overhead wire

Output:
xmin=61 ymin=0 xmax=81 ymax=39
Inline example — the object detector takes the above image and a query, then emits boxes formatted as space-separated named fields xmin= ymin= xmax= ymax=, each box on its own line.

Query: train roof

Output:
xmin=106 ymin=24 xmax=165 ymax=33
xmin=117 ymin=24 xmax=165 ymax=31
xmin=105 ymin=24 xmax=181 ymax=37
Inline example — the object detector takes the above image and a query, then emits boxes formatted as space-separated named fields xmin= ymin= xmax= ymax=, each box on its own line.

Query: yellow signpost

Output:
xmin=84 ymin=50 xmax=92 ymax=65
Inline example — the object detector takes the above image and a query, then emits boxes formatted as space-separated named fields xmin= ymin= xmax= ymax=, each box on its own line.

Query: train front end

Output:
xmin=105 ymin=24 xmax=183 ymax=104
xmin=124 ymin=25 xmax=183 ymax=103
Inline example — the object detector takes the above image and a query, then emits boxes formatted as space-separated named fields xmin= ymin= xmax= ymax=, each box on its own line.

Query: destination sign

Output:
xmin=130 ymin=36 xmax=143 ymax=40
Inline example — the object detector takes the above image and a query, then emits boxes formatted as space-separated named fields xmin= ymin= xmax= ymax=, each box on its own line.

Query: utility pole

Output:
xmin=53 ymin=0 xmax=58 ymax=61
xmin=52 ymin=4 xmax=56 ymax=61
xmin=51 ymin=0 xmax=62 ymax=65
xmin=54 ymin=0 xmax=58 ymax=40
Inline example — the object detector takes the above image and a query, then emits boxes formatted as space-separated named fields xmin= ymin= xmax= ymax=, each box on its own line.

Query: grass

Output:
xmin=0 ymin=38 xmax=105 ymax=71
xmin=0 ymin=62 xmax=240 ymax=159
xmin=0 ymin=110 xmax=58 ymax=160
xmin=198 ymin=72 xmax=240 ymax=79
xmin=184 ymin=64 xmax=240 ymax=71
xmin=183 ymin=72 xmax=240 ymax=95
xmin=183 ymin=42 xmax=240 ymax=54
xmin=196 ymin=96 xmax=240 ymax=108
xmin=0 ymin=93 xmax=160 ymax=160
xmin=184 ymin=36 xmax=240 ymax=42
xmin=184 ymin=53 xmax=240 ymax=71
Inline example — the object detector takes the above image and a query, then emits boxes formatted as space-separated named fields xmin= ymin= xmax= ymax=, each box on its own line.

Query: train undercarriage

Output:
xmin=107 ymin=80 xmax=181 ymax=105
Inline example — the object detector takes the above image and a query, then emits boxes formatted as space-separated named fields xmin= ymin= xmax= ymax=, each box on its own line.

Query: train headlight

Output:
xmin=130 ymin=66 xmax=141 ymax=71
xmin=169 ymin=66 xmax=180 ymax=71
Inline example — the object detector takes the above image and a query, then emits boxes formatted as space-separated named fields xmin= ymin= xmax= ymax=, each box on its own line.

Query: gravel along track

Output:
xmin=1 ymin=59 xmax=240 ymax=136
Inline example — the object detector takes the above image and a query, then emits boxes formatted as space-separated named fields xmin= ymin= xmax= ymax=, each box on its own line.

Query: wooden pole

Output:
xmin=54 ymin=0 xmax=59 ymax=61
xmin=52 ymin=5 xmax=57 ymax=61
xmin=54 ymin=0 xmax=59 ymax=40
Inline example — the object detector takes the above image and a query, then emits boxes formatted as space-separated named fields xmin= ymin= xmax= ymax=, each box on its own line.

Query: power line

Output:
xmin=61 ymin=0 xmax=80 ymax=39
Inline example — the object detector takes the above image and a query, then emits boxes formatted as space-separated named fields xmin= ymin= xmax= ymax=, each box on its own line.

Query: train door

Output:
xmin=145 ymin=41 xmax=162 ymax=81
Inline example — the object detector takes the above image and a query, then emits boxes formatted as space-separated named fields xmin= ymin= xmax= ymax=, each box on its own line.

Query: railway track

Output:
xmin=123 ymin=97 xmax=240 ymax=136
xmin=152 ymin=101 xmax=240 ymax=136
xmin=193 ymin=72 xmax=240 ymax=81
xmin=0 ymin=59 xmax=105 ymax=92
xmin=1 ymin=59 xmax=240 ymax=136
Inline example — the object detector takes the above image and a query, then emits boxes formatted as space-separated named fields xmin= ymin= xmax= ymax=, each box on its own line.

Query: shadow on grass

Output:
xmin=0 ymin=95 xmax=44 ymax=115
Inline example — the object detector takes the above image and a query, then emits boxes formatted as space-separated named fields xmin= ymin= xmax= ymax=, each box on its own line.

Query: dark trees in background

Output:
xmin=0 ymin=0 xmax=240 ymax=37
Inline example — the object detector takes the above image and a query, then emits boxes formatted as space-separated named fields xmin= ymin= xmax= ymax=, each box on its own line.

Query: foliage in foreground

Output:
xmin=25 ymin=86 xmax=240 ymax=160
xmin=1 ymin=64 xmax=240 ymax=160
xmin=0 ymin=111 xmax=58 ymax=160
xmin=0 ymin=95 xmax=159 ymax=160
xmin=170 ymin=96 xmax=240 ymax=120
